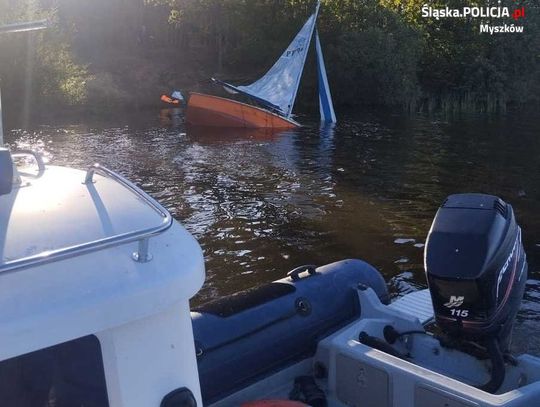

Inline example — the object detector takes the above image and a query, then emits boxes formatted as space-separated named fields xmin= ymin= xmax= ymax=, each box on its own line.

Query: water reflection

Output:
xmin=187 ymin=125 xmax=288 ymax=143
xmin=5 ymin=110 xmax=540 ymax=354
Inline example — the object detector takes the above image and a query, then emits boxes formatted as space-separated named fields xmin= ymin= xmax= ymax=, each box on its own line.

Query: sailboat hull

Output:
xmin=186 ymin=93 xmax=299 ymax=129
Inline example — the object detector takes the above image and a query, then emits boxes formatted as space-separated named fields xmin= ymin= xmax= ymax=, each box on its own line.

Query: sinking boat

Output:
xmin=185 ymin=1 xmax=336 ymax=129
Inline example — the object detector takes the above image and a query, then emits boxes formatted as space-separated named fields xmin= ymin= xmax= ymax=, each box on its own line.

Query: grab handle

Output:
xmin=12 ymin=149 xmax=46 ymax=173
xmin=287 ymin=265 xmax=317 ymax=281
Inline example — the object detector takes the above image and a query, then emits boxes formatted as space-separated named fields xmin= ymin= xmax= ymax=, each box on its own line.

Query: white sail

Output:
xmin=315 ymin=30 xmax=337 ymax=123
xmin=236 ymin=6 xmax=319 ymax=117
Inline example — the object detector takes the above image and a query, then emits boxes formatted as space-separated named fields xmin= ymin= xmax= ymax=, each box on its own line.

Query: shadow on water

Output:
xmin=5 ymin=109 xmax=540 ymax=354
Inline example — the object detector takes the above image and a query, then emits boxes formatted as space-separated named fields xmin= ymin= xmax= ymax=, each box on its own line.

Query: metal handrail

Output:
xmin=0 ymin=20 xmax=48 ymax=34
xmin=84 ymin=164 xmax=170 ymax=219
xmin=12 ymin=150 xmax=46 ymax=173
xmin=0 ymin=164 xmax=174 ymax=273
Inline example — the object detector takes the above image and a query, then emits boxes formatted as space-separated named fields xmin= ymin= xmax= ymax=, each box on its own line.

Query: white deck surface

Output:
xmin=0 ymin=165 xmax=163 ymax=263
xmin=388 ymin=289 xmax=434 ymax=324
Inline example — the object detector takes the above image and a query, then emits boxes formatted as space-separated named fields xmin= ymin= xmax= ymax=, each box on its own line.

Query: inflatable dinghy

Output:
xmin=192 ymin=260 xmax=388 ymax=403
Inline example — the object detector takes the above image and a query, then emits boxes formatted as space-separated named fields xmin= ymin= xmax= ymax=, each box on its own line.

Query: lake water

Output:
xmin=5 ymin=109 xmax=540 ymax=354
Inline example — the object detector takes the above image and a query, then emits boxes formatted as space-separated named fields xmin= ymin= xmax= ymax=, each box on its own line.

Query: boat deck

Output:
xmin=0 ymin=160 xmax=171 ymax=272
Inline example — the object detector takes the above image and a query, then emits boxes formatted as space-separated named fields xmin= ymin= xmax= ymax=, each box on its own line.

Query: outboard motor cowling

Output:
xmin=425 ymin=194 xmax=527 ymax=393
xmin=425 ymin=194 xmax=527 ymax=351
xmin=424 ymin=194 xmax=527 ymax=393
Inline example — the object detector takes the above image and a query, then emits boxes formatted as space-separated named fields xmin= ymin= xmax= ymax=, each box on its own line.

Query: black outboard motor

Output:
xmin=425 ymin=194 xmax=527 ymax=393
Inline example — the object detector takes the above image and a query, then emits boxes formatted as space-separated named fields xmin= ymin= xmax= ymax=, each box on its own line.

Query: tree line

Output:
xmin=0 ymin=0 xmax=538 ymax=117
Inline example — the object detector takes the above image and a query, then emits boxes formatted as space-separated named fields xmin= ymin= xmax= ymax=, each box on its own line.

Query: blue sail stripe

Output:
xmin=315 ymin=30 xmax=336 ymax=123
xmin=318 ymin=65 xmax=332 ymax=121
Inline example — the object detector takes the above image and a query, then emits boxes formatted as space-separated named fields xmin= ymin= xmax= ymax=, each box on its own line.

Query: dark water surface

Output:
xmin=5 ymin=110 xmax=540 ymax=354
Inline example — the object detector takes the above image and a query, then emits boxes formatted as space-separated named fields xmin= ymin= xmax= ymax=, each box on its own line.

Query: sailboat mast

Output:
xmin=286 ymin=1 xmax=321 ymax=118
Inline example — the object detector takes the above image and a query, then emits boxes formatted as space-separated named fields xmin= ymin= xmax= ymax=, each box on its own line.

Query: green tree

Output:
xmin=0 ymin=0 xmax=90 ymax=116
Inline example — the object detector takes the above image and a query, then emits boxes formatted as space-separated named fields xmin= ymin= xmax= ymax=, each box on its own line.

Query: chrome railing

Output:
xmin=11 ymin=150 xmax=46 ymax=174
xmin=0 ymin=20 xmax=48 ymax=34
xmin=0 ymin=162 xmax=174 ymax=273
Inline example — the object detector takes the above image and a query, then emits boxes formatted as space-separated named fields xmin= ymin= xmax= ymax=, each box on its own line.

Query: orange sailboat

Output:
xmin=185 ymin=1 xmax=336 ymax=129
xmin=187 ymin=93 xmax=300 ymax=129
